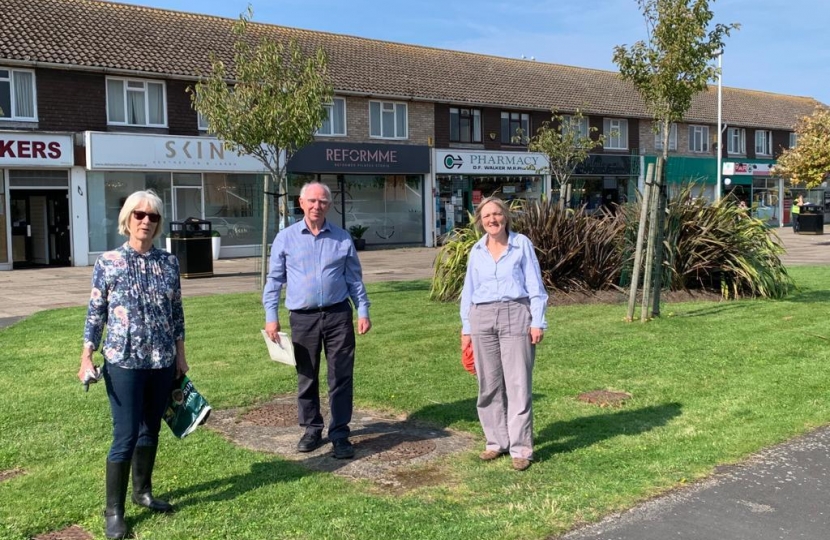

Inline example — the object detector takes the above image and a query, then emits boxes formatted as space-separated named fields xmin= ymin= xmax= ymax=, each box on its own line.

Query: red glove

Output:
xmin=461 ymin=340 xmax=476 ymax=375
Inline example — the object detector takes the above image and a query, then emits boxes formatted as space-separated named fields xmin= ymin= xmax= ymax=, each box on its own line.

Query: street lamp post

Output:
xmin=715 ymin=49 xmax=723 ymax=203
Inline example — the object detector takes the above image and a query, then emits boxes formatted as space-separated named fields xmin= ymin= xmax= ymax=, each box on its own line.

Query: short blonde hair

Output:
xmin=117 ymin=190 xmax=164 ymax=239
xmin=473 ymin=196 xmax=512 ymax=234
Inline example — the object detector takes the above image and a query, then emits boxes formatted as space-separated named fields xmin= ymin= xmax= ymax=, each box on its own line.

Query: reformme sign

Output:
xmin=287 ymin=142 xmax=430 ymax=174
xmin=0 ymin=132 xmax=73 ymax=167
xmin=435 ymin=149 xmax=548 ymax=175
xmin=85 ymin=132 xmax=267 ymax=172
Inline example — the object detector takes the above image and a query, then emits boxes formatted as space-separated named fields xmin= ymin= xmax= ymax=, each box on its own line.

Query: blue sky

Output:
xmin=113 ymin=0 xmax=829 ymax=105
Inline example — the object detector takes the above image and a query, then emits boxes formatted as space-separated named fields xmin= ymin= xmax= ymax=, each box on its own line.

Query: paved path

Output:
xmin=0 ymin=246 xmax=438 ymax=324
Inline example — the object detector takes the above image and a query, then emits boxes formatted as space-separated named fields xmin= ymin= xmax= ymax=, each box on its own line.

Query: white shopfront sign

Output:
xmin=0 ymin=132 xmax=74 ymax=167
xmin=722 ymin=162 xmax=773 ymax=176
xmin=434 ymin=149 xmax=548 ymax=175
xmin=85 ymin=132 xmax=267 ymax=172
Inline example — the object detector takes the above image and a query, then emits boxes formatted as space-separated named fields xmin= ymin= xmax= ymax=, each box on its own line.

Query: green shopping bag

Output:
xmin=163 ymin=376 xmax=211 ymax=439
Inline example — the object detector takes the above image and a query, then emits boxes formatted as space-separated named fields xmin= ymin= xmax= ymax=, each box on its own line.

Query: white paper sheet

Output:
xmin=261 ymin=330 xmax=296 ymax=366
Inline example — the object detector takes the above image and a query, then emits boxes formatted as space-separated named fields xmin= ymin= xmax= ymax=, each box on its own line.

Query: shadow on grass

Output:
xmin=535 ymin=402 xmax=682 ymax=461
xmin=673 ymin=303 xmax=749 ymax=318
xmin=368 ymin=280 xmax=431 ymax=294
xmin=409 ymin=394 xmax=547 ymax=428
xmin=153 ymin=459 xmax=307 ymax=512
xmin=783 ymin=289 xmax=830 ymax=304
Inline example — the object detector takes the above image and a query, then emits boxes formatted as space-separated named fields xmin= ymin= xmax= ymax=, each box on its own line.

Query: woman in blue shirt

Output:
xmin=460 ymin=197 xmax=548 ymax=472
xmin=78 ymin=190 xmax=188 ymax=539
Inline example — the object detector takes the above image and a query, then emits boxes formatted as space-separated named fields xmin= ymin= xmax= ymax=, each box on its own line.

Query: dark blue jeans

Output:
xmin=103 ymin=362 xmax=176 ymax=462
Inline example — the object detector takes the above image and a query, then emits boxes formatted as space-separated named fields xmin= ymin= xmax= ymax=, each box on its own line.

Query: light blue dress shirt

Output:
xmin=460 ymin=231 xmax=548 ymax=334
xmin=263 ymin=219 xmax=370 ymax=324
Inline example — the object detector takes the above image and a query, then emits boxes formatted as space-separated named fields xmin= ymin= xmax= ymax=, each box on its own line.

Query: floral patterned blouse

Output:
xmin=83 ymin=243 xmax=185 ymax=369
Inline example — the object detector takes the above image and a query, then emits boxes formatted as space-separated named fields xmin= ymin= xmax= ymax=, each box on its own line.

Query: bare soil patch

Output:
xmin=32 ymin=525 xmax=93 ymax=540
xmin=577 ymin=390 xmax=633 ymax=408
xmin=0 ymin=468 xmax=24 ymax=482
xmin=207 ymin=395 xmax=476 ymax=492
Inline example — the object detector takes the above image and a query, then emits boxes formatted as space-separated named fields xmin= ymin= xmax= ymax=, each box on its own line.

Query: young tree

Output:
xmin=526 ymin=110 xmax=604 ymax=209
xmin=189 ymin=7 xmax=333 ymax=288
xmin=772 ymin=107 xmax=830 ymax=188
xmin=613 ymin=0 xmax=738 ymax=321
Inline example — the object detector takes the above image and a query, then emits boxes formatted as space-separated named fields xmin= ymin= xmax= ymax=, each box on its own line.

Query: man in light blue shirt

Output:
xmin=263 ymin=182 xmax=371 ymax=459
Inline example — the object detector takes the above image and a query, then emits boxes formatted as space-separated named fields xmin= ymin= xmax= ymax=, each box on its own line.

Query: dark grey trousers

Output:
xmin=289 ymin=301 xmax=355 ymax=442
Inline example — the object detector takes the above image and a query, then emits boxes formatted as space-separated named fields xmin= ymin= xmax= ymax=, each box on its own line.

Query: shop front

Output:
xmin=721 ymin=161 xmax=801 ymax=228
xmin=286 ymin=142 xmax=431 ymax=247
xmin=1 ymin=132 xmax=75 ymax=270
xmin=434 ymin=149 xmax=549 ymax=235
xmin=570 ymin=154 xmax=639 ymax=210
xmin=83 ymin=132 xmax=267 ymax=262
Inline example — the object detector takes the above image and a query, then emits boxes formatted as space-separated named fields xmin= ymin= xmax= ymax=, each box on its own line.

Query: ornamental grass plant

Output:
xmin=2 ymin=268 xmax=830 ymax=539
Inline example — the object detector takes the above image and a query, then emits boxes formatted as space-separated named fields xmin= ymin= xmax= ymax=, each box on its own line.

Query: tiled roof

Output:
xmin=0 ymin=0 xmax=823 ymax=130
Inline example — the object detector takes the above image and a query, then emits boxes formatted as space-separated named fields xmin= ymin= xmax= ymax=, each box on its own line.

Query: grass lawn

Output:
xmin=2 ymin=266 xmax=830 ymax=540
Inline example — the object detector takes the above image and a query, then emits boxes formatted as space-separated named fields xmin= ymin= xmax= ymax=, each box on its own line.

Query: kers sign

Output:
xmin=0 ymin=135 xmax=72 ymax=166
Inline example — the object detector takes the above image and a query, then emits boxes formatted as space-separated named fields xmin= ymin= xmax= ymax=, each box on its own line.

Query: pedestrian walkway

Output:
xmin=0 ymin=246 xmax=438 ymax=327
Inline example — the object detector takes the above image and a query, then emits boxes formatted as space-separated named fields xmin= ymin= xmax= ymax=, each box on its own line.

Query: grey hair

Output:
xmin=117 ymin=190 xmax=164 ymax=239
xmin=473 ymin=196 xmax=512 ymax=234
xmin=299 ymin=182 xmax=333 ymax=202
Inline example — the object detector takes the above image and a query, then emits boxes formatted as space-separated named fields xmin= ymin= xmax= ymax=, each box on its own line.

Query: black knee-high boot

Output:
xmin=131 ymin=446 xmax=173 ymax=513
xmin=104 ymin=460 xmax=131 ymax=539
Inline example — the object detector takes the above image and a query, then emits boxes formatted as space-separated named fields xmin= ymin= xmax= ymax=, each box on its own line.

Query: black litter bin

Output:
xmin=168 ymin=218 xmax=214 ymax=278
xmin=799 ymin=203 xmax=824 ymax=235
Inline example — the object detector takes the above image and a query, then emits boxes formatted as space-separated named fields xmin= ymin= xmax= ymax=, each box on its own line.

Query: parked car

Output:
xmin=210 ymin=218 xmax=253 ymax=239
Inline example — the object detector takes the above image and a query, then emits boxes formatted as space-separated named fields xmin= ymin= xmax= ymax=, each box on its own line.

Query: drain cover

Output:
xmin=353 ymin=432 xmax=437 ymax=462
xmin=577 ymin=390 xmax=631 ymax=407
xmin=32 ymin=525 xmax=93 ymax=540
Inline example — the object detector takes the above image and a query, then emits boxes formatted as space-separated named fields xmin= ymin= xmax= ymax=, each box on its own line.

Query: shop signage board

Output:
xmin=0 ymin=132 xmax=74 ymax=167
xmin=722 ymin=162 xmax=773 ymax=176
xmin=435 ymin=149 xmax=548 ymax=175
xmin=85 ymin=132 xmax=267 ymax=172
xmin=287 ymin=142 xmax=430 ymax=174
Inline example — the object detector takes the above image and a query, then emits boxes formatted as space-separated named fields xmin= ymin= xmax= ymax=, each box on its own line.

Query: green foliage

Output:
xmin=211 ymin=230 xmax=221 ymax=237
xmin=657 ymin=186 xmax=793 ymax=298
xmin=512 ymin=200 xmax=628 ymax=292
xmin=429 ymin=221 xmax=481 ymax=302
xmin=525 ymin=110 xmax=604 ymax=207
xmin=189 ymin=8 xmax=332 ymax=176
xmin=348 ymin=224 xmax=369 ymax=239
xmin=432 ymin=194 xmax=791 ymax=301
xmin=772 ymin=107 xmax=830 ymax=188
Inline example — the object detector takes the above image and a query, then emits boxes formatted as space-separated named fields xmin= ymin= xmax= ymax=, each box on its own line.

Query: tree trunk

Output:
xmin=559 ymin=182 xmax=567 ymax=210
xmin=626 ymin=162 xmax=655 ymax=322
xmin=640 ymin=168 xmax=661 ymax=322
xmin=259 ymin=173 xmax=272 ymax=290
xmin=650 ymin=156 xmax=667 ymax=317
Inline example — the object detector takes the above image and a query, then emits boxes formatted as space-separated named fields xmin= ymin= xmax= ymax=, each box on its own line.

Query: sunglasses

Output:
xmin=132 ymin=210 xmax=161 ymax=223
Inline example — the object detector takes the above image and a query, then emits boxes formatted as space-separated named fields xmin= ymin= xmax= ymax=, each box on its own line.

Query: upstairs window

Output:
xmin=603 ymin=118 xmax=628 ymax=150
xmin=501 ymin=111 xmax=529 ymax=144
xmin=563 ymin=115 xmax=590 ymax=139
xmin=450 ymin=107 xmax=482 ymax=143
xmin=654 ymin=122 xmax=677 ymax=151
xmin=727 ymin=127 xmax=746 ymax=155
xmin=789 ymin=132 xmax=798 ymax=148
xmin=369 ymin=100 xmax=407 ymax=139
xmin=106 ymin=77 xmax=167 ymax=127
xmin=755 ymin=130 xmax=773 ymax=156
xmin=197 ymin=112 xmax=209 ymax=131
xmin=317 ymin=98 xmax=346 ymax=136
xmin=0 ymin=68 xmax=37 ymax=121
xmin=688 ymin=125 xmax=709 ymax=153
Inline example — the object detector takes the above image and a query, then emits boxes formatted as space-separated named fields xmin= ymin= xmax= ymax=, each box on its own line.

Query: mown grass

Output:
xmin=2 ymin=267 xmax=830 ymax=539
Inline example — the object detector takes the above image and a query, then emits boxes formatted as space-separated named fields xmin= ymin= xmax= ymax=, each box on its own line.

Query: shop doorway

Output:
xmin=10 ymin=189 xmax=71 ymax=268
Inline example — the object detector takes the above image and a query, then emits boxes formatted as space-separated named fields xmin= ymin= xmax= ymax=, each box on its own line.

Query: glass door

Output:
xmin=172 ymin=173 xmax=203 ymax=222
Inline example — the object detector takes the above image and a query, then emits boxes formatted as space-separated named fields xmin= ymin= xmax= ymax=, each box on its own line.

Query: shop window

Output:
xmin=603 ymin=118 xmax=628 ymax=150
xmin=755 ymin=130 xmax=773 ymax=156
xmin=317 ymin=98 xmax=346 ymax=136
xmin=654 ymin=122 xmax=677 ymax=151
xmin=450 ymin=108 xmax=482 ymax=143
xmin=688 ymin=125 xmax=709 ymax=153
xmin=369 ymin=100 xmax=407 ymax=139
xmin=501 ymin=112 xmax=529 ymax=144
xmin=0 ymin=68 xmax=37 ymax=121
xmin=106 ymin=77 xmax=167 ymax=127
xmin=727 ymin=127 xmax=745 ymax=155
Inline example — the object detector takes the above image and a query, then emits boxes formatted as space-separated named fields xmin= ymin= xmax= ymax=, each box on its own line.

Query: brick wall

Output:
xmin=167 ymin=79 xmax=199 ymax=136
xmin=37 ymin=68 xmax=107 ymax=131
xmin=639 ymin=119 xmax=718 ymax=158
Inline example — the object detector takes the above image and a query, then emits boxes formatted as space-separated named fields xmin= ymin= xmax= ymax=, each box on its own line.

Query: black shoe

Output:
xmin=332 ymin=438 xmax=355 ymax=459
xmin=297 ymin=432 xmax=323 ymax=453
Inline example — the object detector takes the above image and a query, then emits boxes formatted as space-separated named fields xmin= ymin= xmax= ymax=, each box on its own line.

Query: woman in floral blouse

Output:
xmin=78 ymin=190 xmax=188 ymax=540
